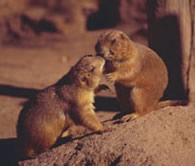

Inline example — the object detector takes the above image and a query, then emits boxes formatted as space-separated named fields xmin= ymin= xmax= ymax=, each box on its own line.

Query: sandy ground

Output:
xmin=19 ymin=104 xmax=195 ymax=166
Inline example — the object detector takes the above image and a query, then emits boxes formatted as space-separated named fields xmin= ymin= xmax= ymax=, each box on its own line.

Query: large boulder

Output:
xmin=19 ymin=104 xmax=195 ymax=166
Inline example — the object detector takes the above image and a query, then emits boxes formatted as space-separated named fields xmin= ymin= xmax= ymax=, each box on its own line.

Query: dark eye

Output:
xmin=86 ymin=54 xmax=93 ymax=57
xmin=90 ymin=66 xmax=95 ymax=72
xmin=111 ymin=39 xmax=116 ymax=45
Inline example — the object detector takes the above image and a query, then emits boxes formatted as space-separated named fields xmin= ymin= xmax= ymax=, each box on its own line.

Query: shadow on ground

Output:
xmin=0 ymin=138 xmax=22 ymax=166
xmin=95 ymin=96 xmax=120 ymax=112
xmin=0 ymin=84 xmax=39 ymax=98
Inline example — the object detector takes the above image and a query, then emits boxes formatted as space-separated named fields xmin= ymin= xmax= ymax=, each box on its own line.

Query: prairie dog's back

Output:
xmin=134 ymin=43 xmax=168 ymax=89
xmin=17 ymin=86 xmax=68 ymax=157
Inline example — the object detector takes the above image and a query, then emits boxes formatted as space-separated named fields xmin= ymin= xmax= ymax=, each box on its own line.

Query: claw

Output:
xmin=105 ymin=73 xmax=116 ymax=83
xmin=121 ymin=113 xmax=139 ymax=122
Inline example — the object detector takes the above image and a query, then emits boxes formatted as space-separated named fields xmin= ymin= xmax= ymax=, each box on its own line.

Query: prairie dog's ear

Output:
xmin=120 ymin=33 xmax=129 ymax=41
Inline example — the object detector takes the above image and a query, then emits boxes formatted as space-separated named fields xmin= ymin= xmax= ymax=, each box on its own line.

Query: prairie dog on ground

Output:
xmin=95 ymin=30 xmax=186 ymax=121
xmin=17 ymin=55 xmax=105 ymax=157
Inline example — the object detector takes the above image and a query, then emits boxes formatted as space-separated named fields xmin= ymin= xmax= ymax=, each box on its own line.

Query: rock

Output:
xmin=19 ymin=104 xmax=195 ymax=166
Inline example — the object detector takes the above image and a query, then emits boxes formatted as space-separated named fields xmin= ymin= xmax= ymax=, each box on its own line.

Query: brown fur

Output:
xmin=17 ymin=55 xmax=104 ymax=157
xmin=95 ymin=30 xmax=187 ymax=121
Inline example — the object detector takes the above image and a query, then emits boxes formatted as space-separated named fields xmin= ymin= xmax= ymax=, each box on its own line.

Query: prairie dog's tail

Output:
xmin=155 ymin=100 xmax=189 ymax=110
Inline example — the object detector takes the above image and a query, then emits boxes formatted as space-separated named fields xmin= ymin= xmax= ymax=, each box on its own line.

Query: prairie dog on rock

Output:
xmin=17 ymin=55 xmax=105 ymax=157
xmin=95 ymin=30 xmax=186 ymax=121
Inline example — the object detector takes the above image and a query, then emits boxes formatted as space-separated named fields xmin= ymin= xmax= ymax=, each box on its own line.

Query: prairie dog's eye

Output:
xmin=111 ymin=39 xmax=116 ymax=45
xmin=86 ymin=54 xmax=93 ymax=57
xmin=90 ymin=66 xmax=95 ymax=72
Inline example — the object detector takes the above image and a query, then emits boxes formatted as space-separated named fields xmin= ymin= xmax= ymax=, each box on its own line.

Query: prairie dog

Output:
xmin=95 ymin=30 xmax=186 ymax=121
xmin=17 ymin=55 xmax=105 ymax=157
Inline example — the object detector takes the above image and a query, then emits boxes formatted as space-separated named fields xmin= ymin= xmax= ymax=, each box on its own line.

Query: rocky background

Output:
xmin=0 ymin=0 xmax=194 ymax=166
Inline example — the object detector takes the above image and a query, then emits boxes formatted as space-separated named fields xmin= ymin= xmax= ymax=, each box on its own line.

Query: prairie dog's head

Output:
xmin=73 ymin=55 xmax=105 ymax=89
xmin=95 ymin=30 xmax=135 ymax=62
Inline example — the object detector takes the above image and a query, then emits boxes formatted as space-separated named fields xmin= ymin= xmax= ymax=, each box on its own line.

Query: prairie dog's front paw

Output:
xmin=95 ymin=124 xmax=112 ymax=135
xmin=105 ymin=73 xmax=117 ymax=83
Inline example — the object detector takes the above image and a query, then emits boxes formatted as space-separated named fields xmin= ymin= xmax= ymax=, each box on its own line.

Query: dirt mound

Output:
xmin=19 ymin=105 xmax=195 ymax=166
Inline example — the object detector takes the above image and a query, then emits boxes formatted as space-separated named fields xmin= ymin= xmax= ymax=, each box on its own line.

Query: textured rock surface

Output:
xmin=19 ymin=104 xmax=195 ymax=166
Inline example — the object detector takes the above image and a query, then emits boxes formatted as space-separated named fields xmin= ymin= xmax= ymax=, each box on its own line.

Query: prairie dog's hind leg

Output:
xmin=121 ymin=87 xmax=156 ymax=122
xmin=121 ymin=113 xmax=140 ymax=122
